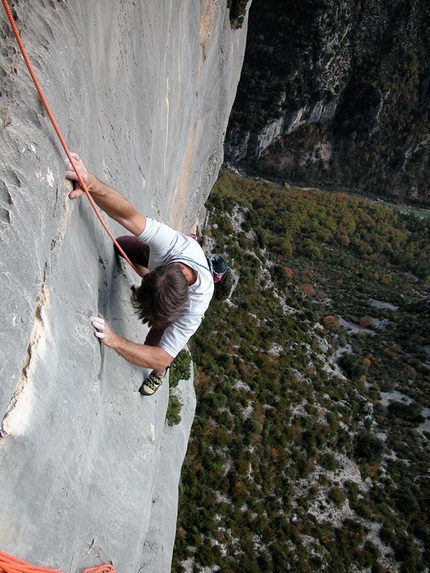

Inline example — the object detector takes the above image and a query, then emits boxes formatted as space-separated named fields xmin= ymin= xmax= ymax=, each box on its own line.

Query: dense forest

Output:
xmin=225 ymin=0 xmax=430 ymax=206
xmin=172 ymin=169 xmax=430 ymax=572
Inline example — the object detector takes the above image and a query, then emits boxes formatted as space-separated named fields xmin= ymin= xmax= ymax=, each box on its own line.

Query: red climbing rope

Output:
xmin=1 ymin=0 xmax=141 ymax=276
xmin=0 ymin=550 xmax=117 ymax=573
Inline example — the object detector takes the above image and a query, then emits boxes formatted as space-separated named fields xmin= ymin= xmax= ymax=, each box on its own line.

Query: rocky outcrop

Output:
xmin=225 ymin=100 xmax=338 ymax=162
xmin=0 ymin=2 xmax=248 ymax=572
xmin=225 ymin=0 xmax=430 ymax=205
xmin=225 ymin=116 xmax=283 ymax=161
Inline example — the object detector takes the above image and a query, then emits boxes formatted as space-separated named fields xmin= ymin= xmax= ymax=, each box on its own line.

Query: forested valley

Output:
xmin=172 ymin=169 xmax=430 ymax=573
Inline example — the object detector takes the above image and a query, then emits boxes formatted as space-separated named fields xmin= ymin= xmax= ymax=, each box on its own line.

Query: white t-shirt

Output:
xmin=138 ymin=218 xmax=214 ymax=358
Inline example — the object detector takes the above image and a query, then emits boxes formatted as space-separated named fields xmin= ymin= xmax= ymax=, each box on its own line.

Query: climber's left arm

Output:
xmin=90 ymin=315 xmax=173 ymax=370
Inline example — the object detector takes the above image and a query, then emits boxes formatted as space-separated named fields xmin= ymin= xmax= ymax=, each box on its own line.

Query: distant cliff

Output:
xmin=0 ymin=2 xmax=248 ymax=572
xmin=225 ymin=0 xmax=430 ymax=206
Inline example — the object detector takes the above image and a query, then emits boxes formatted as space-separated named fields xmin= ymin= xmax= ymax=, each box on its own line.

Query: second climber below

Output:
xmin=65 ymin=153 xmax=215 ymax=396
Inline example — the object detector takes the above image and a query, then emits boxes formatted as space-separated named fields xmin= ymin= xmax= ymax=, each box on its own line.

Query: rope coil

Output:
xmin=1 ymin=0 xmax=140 ymax=276
xmin=0 ymin=550 xmax=117 ymax=573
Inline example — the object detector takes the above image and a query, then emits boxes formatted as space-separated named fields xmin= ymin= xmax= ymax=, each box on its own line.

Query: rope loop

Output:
xmin=0 ymin=550 xmax=118 ymax=573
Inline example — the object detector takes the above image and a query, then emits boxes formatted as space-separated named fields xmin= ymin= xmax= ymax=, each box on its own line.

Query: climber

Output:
xmin=65 ymin=153 xmax=215 ymax=396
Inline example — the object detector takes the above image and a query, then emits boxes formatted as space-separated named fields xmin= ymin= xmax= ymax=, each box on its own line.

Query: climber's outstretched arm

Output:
xmin=91 ymin=314 xmax=173 ymax=371
xmin=65 ymin=152 xmax=146 ymax=237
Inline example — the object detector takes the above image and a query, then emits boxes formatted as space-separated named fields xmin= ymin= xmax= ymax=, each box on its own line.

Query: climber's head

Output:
xmin=131 ymin=264 xmax=188 ymax=329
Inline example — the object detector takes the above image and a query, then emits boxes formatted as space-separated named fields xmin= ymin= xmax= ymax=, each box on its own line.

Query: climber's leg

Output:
xmin=115 ymin=235 xmax=150 ymax=267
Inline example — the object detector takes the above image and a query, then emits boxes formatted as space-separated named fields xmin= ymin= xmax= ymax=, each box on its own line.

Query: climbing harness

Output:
xmin=1 ymin=0 xmax=140 ymax=276
xmin=0 ymin=550 xmax=117 ymax=573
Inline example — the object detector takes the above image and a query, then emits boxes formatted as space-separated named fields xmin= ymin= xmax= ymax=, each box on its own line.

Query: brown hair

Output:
xmin=131 ymin=264 xmax=189 ymax=329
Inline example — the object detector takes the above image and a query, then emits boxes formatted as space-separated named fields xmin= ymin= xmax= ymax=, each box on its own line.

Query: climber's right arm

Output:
xmin=65 ymin=152 xmax=146 ymax=236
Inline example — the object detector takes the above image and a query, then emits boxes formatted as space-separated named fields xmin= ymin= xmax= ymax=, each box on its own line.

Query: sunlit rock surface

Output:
xmin=0 ymin=2 xmax=248 ymax=571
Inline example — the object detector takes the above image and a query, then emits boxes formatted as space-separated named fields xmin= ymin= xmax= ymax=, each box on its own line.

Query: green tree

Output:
xmin=355 ymin=432 xmax=385 ymax=462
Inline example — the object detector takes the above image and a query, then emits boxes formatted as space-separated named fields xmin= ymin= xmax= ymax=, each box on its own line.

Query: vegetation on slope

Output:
xmin=172 ymin=169 xmax=430 ymax=572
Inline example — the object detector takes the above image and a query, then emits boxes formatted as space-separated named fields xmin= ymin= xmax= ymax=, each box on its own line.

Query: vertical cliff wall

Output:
xmin=0 ymin=1 xmax=248 ymax=572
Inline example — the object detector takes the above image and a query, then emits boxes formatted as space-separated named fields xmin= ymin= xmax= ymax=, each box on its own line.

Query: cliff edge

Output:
xmin=0 ymin=2 xmax=248 ymax=572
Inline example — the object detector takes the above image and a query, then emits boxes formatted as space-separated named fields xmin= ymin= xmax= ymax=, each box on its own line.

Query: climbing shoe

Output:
xmin=139 ymin=372 xmax=163 ymax=396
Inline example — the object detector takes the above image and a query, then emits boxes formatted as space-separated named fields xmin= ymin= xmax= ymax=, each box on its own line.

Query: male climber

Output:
xmin=65 ymin=153 xmax=215 ymax=395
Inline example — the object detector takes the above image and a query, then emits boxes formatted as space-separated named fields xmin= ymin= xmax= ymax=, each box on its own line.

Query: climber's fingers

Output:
xmin=90 ymin=314 xmax=117 ymax=348
xmin=65 ymin=152 xmax=86 ymax=181
xmin=65 ymin=152 xmax=89 ymax=199
xmin=69 ymin=186 xmax=84 ymax=199
xmin=91 ymin=315 xmax=106 ymax=339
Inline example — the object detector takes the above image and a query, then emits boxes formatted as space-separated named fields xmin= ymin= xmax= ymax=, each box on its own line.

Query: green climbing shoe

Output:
xmin=139 ymin=372 xmax=163 ymax=396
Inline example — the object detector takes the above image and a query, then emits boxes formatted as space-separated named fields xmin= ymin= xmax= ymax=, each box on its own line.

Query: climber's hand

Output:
xmin=90 ymin=313 xmax=116 ymax=347
xmin=65 ymin=152 xmax=89 ymax=199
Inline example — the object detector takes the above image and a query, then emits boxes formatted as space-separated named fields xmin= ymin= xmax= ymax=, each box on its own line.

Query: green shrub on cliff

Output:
xmin=227 ymin=0 xmax=249 ymax=28
xmin=166 ymin=393 xmax=182 ymax=426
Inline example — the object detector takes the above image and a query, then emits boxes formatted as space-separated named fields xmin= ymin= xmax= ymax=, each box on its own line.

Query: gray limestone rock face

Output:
xmin=0 ymin=1 xmax=248 ymax=572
